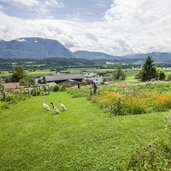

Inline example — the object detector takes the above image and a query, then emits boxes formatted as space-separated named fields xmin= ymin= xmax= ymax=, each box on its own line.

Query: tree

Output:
xmin=19 ymin=75 xmax=35 ymax=87
xmin=138 ymin=57 xmax=158 ymax=82
xmin=158 ymin=70 xmax=166 ymax=81
xmin=11 ymin=66 xmax=26 ymax=82
xmin=113 ymin=66 xmax=126 ymax=80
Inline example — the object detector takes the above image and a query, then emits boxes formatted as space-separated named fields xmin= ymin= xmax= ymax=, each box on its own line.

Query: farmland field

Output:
xmin=0 ymin=92 xmax=169 ymax=170
xmin=0 ymin=69 xmax=53 ymax=77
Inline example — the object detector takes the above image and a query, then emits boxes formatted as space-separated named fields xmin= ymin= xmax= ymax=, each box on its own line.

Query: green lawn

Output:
xmin=0 ymin=92 xmax=167 ymax=170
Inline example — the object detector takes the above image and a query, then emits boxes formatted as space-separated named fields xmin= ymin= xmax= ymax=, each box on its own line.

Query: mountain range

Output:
xmin=0 ymin=37 xmax=171 ymax=62
xmin=0 ymin=37 xmax=74 ymax=59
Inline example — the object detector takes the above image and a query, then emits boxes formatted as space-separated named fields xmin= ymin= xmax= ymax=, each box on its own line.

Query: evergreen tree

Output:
xmin=138 ymin=57 xmax=158 ymax=82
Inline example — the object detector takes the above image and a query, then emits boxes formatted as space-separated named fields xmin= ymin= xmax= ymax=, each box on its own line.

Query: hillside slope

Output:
xmin=0 ymin=92 xmax=166 ymax=170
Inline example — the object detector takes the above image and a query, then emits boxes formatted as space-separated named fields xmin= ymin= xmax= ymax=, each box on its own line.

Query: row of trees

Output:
xmin=137 ymin=57 xmax=166 ymax=81
xmin=113 ymin=57 xmax=166 ymax=82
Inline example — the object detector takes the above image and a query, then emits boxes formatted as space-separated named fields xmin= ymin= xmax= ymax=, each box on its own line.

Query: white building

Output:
xmin=84 ymin=72 xmax=104 ymax=85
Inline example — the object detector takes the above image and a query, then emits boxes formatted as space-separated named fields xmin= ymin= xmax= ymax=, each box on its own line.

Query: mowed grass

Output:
xmin=0 ymin=92 xmax=167 ymax=170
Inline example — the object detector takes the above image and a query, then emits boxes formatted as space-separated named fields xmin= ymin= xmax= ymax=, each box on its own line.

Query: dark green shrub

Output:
xmin=60 ymin=85 xmax=67 ymax=91
xmin=53 ymin=85 xmax=59 ymax=92
xmin=5 ymin=94 xmax=15 ymax=102
xmin=159 ymin=70 xmax=166 ymax=81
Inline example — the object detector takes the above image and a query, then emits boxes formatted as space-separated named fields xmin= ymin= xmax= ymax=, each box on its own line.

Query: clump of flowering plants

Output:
xmin=91 ymin=91 xmax=171 ymax=115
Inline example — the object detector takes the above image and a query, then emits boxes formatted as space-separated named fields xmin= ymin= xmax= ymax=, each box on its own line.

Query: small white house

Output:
xmin=47 ymin=82 xmax=57 ymax=87
xmin=84 ymin=72 xmax=104 ymax=85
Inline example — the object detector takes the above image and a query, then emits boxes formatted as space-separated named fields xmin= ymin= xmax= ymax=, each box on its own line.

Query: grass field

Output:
xmin=0 ymin=92 xmax=167 ymax=170
xmin=0 ymin=69 xmax=53 ymax=77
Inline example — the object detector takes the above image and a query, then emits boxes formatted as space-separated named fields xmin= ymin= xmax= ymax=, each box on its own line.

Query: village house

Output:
xmin=43 ymin=74 xmax=84 ymax=85
xmin=83 ymin=70 xmax=112 ymax=84
xmin=2 ymin=82 xmax=20 ymax=91
xmin=83 ymin=72 xmax=104 ymax=85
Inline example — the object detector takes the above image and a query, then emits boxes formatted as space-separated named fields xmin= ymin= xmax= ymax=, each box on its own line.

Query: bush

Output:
xmin=158 ymin=70 xmax=166 ymax=81
xmin=60 ymin=85 xmax=67 ymax=91
xmin=167 ymin=73 xmax=171 ymax=81
xmin=5 ymin=94 xmax=15 ymax=102
xmin=1 ymin=92 xmax=28 ymax=104
xmin=53 ymin=85 xmax=59 ymax=92
xmin=113 ymin=66 xmax=126 ymax=80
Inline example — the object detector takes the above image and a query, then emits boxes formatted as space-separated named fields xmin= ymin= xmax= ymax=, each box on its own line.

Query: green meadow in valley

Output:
xmin=0 ymin=92 xmax=168 ymax=170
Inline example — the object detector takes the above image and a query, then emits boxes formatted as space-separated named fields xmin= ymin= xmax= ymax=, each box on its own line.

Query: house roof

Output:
xmin=2 ymin=82 xmax=20 ymax=90
xmin=84 ymin=73 xmax=97 ymax=78
xmin=59 ymin=79 xmax=78 ymax=85
xmin=83 ymin=70 xmax=97 ymax=73
xmin=44 ymin=74 xmax=84 ymax=82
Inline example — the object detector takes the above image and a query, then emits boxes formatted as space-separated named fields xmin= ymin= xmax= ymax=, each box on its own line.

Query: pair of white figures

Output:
xmin=42 ymin=101 xmax=67 ymax=113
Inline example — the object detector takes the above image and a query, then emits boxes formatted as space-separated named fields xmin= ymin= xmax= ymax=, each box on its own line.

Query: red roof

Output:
xmin=2 ymin=82 xmax=20 ymax=90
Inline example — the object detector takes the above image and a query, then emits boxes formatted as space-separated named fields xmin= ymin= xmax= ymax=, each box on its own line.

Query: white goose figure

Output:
xmin=50 ymin=102 xmax=60 ymax=113
xmin=59 ymin=101 xmax=67 ymax=111
xmin=42 ymin=101 xmax=51 ymax=111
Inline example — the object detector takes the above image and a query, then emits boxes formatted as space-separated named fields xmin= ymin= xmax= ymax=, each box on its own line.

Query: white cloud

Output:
xmin=0 ymin=0 xmax=39 ymax=7
xmin=0 ymin=0 xmax=64 ymax=14
xmin=36 ymin=0 xmax=64 ymax=14
xmin=0 ymin=0 xmax=171 ymax=55
xmin=104 ymin=0 xmax=171 ymax=54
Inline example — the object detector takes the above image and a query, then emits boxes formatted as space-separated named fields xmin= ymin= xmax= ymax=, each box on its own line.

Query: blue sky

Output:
xmin=0 ymin=0 xmax=112 ymax=20
xmin=0 ymin=0 xmax=171 ymax=55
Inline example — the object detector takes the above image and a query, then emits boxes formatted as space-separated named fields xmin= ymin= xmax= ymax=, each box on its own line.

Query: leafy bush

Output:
xmin=60 ymin=85 xmax=67 ymax=91
xmin=19 ymin=75 xmax=35 ymax=86
xmin=113 ymin=66 xmax=126 ymax=80
xmin=53 ymin=85 xmax=59 ymax=92
xmin=158 ymin=70 xmax=166 ymax=81
xmin=0 ymin=92 xmax=29 ymax=111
